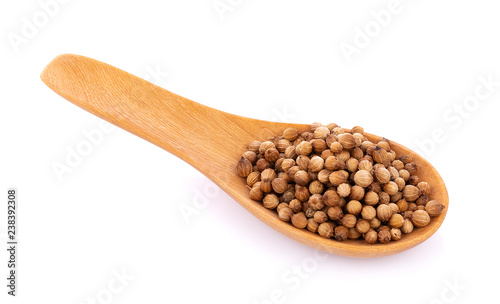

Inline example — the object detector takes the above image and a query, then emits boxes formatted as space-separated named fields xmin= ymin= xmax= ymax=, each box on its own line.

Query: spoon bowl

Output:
xmin=41 ymin=54 xmax=448 ymax=257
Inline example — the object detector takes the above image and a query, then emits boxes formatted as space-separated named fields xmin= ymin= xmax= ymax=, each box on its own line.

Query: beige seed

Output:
xmin=353 ymin=170 xmax=373 ymax=187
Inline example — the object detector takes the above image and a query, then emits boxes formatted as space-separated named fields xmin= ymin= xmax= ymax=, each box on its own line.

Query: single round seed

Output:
xmin=283 ymin=128 xmax=299 ymax=141
xmin=401 ymin=219 xmax=414 ymax=234
xmin=313 ymin=211 xmax=328 ymax=223
xmin=364 ymin=229 xmax=378 ymax=244
xmin=361 ymin=205 xmax=376 ymax=220
xmin=388 ymin=213 xmax=404 ymax=228
xmin=377 ymin=204 xmax=392 ymax=222
xmin=291 ymin=212 xmax=308 ymax=228
xmin=390 ymin=228 xmax=402 ymax=241
xmin=356 ymin=219 xmax=371 ymax=234
xmin=363 ymin=191 xmax=379 ymax=206
xmin=411 ymin=210 xmax=431 ymax=227
xmin=308 ymin=194 xmax=325 ymax=210
xmin=425 ymin=200 xmax=445 ymax=217
xmin=341 ymin=214 xmax=357 ymax=228
xmin=318 ymin=222 xmax=335 ymax=238
xmin=337 ymin=183 xmax=351 ymax=197
xmin=378 ymin=229 xmax=391 ymax=244
xmin=354 ymin=170 xmax=373 ymax=187
xmin=246 ymin=171 xmax=260 ymax=187
xmin=306 ymin=218 xmax=319 ymax=233
xmin=278 ymin=207 xmax=294 ymax=222
xmin=346 ymin=200 xmax=362 ymax=215
xmin=271 ymin=178 xmax=288 ymax=194
xmin=329 ymin=170 xmax=349 ymax=186
xmin=237 ymin=157 xmax=253 ymax=177
xmin=338 ymin=133 xmax=356 ymax=149
xmin=296 ymin=141 xmax=313 ymax=155
xmin=319 ymin=189 xmax=337 ymax=206
xmin=294 ymin=170 xmax=310 ymax=186
xmin=263 ymin=194 xmax=279 ymax=209
xmin=327 ymin=206 xmax=343 ymax=221
xmin=259 ymin=141 xmax=275 ymax=153
xmin=334 ymin=226 xmax=348 ymax=241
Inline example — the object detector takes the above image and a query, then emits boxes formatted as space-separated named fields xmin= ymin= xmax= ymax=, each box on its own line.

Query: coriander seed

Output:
xmin=323 ymin=189 xmax=341 ymax=207
xmin=405 ymin=162 xmax=418 ymax=175
xmin=334 ymin=226 xmax=348 ymax=241
xmin=308 ymin=194 xmax=325 ymax=210
xmin=390 ymin=228 xmax=402 ymax=241
xmin=294 ymin=170 xmax=310 ymax=186
xmin=388 ymin=213 xmax=404 ymax=228
xmin=237 ymin=157 xmax=253 ymax=177
xmin=348 ymin=228 xmax=362 ymax=240
xmin=309 ymin=180 xmax=324 ymax=194
xmin=369 ymin=218 xmax=381 ymax=229
xmin=314 ymin=126 xmax=330 ymax=139
xmin=398 ymin=169 xmax=410 ymax=181
xmin=417 ymin=182 xmax=431 ymax=196
xmin=271 ymin=178 xmax=288 ymax=194
xmin=363 ymin=191 xmax=379 ymax=206
xmin=309 ymin=156 xmax=325 ymax=172
xmin=401 ymin=219 xmax=414 ymax=234
xmin=314 ymin=211 xmax=328 ymax=223
xmin=291 ymin=212 xmax=308 ymax=229
xmin=276 ymin=139 xmax=291 ymax=152
xmin=283 ymin=128 xmax=299 ymax=141
xmin=329 ymin=170 xmax=349 ymax=186
xmin=259 ymin=141 xmax=275 ymax=153
xmin=364 ymin=229 xmax=378 ymax=244
xmin=378 ymin=229 xmax=391 ymax=244
xmin=358 ymin=159 xmax=373 ymax=171
xmin=337 ymin=183 xmax=351 ymax=197
xmin=318 ymin=222 xmax=335 ymax=238
xmin=356 ymin=219 xmax=371 ymax=234
xmin=278 ymin=207 xmax=294 ymax=222
xmin=263 ymin=194 xmax=279 ymax=209
xmin=396 ymin=199 xmax=408 ymax=212
xmin=327 ymin=206 xmax=343 ymax=221
xmin=289 ymin=199 xmax=302 ymax=213
xmin=402 ymin=185 xmax=421 ymax=202
xmin=374 ymin=167 xmax=391 ymax=184
xmin=354 ymin=170 xmax=373 ymax=187
xmin=377 ymin=204 xmax=392 ymax=222
xmin=383 ymin=181 xmax=399 ymax=195
xmin=425 ymin=200 xmax=445 ymax=217
xmin=307 ymin=218 xmax=319 ymax=233
xmin=239 ymin=123 xmax=442 ymax=245
xmin=338 ymin=133 xmax=356 ymax=149
xmin=295 ymin=185 xmax=310 ymax=202
xmin=330 ymin=141 xmax=343 ymax=153
xmin=346 ymin=200 xmax=362 ymax=215
xmin=349 ymin=185 xmax=365 ymax=201
xmin=250 ymin=184 xmax=264 ymax=201
xmin=295 ymin=141 xmax=312 ymax=155
xmin=411 ymin=210 xmax=431 ymax=227
xmin=361 ymin=205 xmax=377 ymax=220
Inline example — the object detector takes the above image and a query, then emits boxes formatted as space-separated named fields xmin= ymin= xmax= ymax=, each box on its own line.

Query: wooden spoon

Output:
xmin=41 ymin=54 xmax=448 ymax=257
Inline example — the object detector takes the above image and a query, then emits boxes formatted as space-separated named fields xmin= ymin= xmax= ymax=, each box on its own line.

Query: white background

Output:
xmin=1 ymin=0 xmax=499 ymax=303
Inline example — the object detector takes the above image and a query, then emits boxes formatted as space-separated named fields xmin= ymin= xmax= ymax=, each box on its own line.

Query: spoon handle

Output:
xmin=41 ymin=54 xmax=254 ymax=172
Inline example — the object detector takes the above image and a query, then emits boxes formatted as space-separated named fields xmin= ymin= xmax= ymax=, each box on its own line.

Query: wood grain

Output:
xmin=41 ymin=54 xmax=448 ymax=257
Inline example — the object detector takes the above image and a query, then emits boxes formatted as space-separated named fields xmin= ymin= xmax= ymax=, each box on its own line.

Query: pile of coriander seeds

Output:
xmin=237 ymin=123 xmax=445 ymax=244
